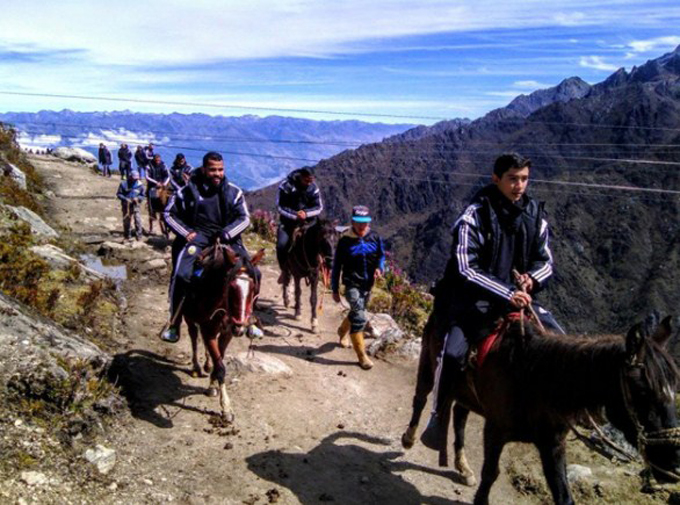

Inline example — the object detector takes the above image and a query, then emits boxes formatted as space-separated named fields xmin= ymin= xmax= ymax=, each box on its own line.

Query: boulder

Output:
xmin=2 ymin=162 xmax=27 ymax=190
xmin=20 ymin=471 xmax=48 ymax=486
xmin=366 ymin=313 xmax=403 ymax=339
xmin=566 ymin=464 xmax=592 ymax=483
xmin=139 ymin=258 xmax=167 ymax=273
xmin=0 ymin=291 xmax=111 ymax=396
xmin=5 ymin=205 xmax=58 ymax=238
xmin=226 ymin=352 xmax=293 ymax=376
xmin=84 ymin=445 xmax=116 ymax=475
xmin=52 ymin=147 xmax=97 ymax=164
xmin=29 ymin=244 xmax=105 ymax=280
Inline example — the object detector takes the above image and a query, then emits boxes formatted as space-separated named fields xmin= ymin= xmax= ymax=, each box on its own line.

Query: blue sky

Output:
xmin=0 ymin=0 xmax=679 ymax=124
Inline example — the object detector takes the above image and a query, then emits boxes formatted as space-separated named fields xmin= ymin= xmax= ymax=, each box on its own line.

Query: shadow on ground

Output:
xmin=246 ymin=431 xmax=467 ymax=505
xmin=108 ymin=349 xmax=211 ymax=428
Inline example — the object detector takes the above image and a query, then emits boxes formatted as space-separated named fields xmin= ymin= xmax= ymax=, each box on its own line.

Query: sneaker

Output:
xmin=160 ymin=326 xmax=180 ymax=343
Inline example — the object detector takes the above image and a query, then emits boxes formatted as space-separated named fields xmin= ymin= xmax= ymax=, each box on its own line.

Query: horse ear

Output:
xmin=224 ymin=246 xmax=238 ymax=265
xmin=650 ymin=315 xmax=674 ymax=348
xmin=251 ymin=248 xmax=265 ymax=266
xmin=625 ymin=323 xmax=645 ymax=361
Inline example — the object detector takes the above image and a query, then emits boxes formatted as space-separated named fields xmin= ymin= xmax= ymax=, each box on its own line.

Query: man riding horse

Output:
xmin=161 ymin=151 xmax=259 ymax=343
xmin=276 ymin=168 xmax=323 ymax=281
xmin=146 ymin=153 xmax=171 ymax=235
xmin=420 ymin=152 xmax=564 ymax=451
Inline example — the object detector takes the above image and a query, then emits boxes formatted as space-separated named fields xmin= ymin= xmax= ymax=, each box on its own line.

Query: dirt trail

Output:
xmin=34 ymin=155 xmax=530 ymax=504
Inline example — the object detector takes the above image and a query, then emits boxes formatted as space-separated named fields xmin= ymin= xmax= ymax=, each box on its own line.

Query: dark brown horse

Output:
xmin=183 ymin=243 xmax=264 ymax=421
xmin=149 ymin=184 xmax=172 ymax=238
xmin=280 ymin=219 xmax=335 ymax=333
xmin=402 ymin=311 xmax=680 ymax=504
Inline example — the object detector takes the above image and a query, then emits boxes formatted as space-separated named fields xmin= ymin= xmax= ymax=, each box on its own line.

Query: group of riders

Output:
xmin=116 ymin=147 xmax=563 ymax=454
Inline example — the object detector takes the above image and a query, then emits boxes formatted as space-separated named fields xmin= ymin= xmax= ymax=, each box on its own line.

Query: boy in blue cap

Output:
xmin=331 ymin=205 xmax=385 ymax=370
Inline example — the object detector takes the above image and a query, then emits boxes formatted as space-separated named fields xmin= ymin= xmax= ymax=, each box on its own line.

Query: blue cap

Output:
xmin=351 ymin=205 xmax=371 ymax=223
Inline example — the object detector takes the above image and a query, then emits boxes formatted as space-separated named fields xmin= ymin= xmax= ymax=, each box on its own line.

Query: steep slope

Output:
xmin=249 ymin=46 xmax=680 ymax=334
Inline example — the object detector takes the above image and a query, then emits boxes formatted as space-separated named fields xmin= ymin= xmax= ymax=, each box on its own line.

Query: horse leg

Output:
xmin=536 ymin=435 xmax=574 ymax=505
xmin=402 ymin=338 xmax=435 ymax=449
xmin=203 ymin=335 xmax=223 ymax=398
xmin=310 ymin=273 xmax=319 ymax=333
xmin=216 ymin=328 xmax=235 ymax=423
xmin=294 ymin=276 xmax=302 ymax=321
xmin=453 ymin=404 xmax=476 ymax=486
xmin=473 ymin=422 xmax=506 ymax=505
xmin=188 ymin=322 xmax=203 ymax=378
xmin=282 ymin=271 xmax=290 ymax=308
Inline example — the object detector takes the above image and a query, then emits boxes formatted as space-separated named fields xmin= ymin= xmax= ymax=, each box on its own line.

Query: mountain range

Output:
xmin=250 ymin=46 xmax=680 ymax=335
xmin=0 ymin=110 xmax=414 ymax=189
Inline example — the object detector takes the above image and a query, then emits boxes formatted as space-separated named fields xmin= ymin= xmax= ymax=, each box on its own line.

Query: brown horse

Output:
xmin=183 ymin=243 xmax=264 ymax=422
xmin=149 ymin=184 xmax=172 ymax=238
xmin=402 ymin=311 xmax=680 ymax=504
xmin=280 ymin=219 xmax=335 ymax=333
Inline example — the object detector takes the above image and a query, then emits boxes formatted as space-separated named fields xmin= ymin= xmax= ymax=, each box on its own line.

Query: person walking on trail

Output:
xmin=98 ymin=143 xmax=112 ymax=177
xmin=276 ymin=168 xmax=323 ymax=280
xmin=331 ymin=205 xmax=385 ymax=370
xmin=116 ymin=171 xmax=145 ymax=241
xmin=161 ymin=151 xmax=257 ymax=343
xmin=134 ymin=145 xmax=148 ymax=181
xmin=169 ymin=153 xmax=193 ymax=191
xmin=419 ymin=152 xmax=564 ymax=451
xmin=118 ymin=143 xmax=132 ymax=180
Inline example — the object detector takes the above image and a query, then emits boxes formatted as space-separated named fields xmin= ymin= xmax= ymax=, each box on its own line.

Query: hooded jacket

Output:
xmin=277 ymin=169 xmax=323 ymax=227
xmin=437 ymin=184 xmax=552 ymax=320
xmin=164 ymin=171 xmax=250 ymax=246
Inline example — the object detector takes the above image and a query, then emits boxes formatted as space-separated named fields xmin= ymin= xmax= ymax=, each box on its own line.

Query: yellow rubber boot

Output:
xmin=350 ymin=331 xmax=373 ymax=370
xmin=337 ymin=317 xmax=351 ymax=348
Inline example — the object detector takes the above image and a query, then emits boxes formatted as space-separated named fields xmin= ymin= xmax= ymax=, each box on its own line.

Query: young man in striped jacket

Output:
xmin=161 ymin=151 xmax=254 ymax=343
xmin=420 ymin=152 xmax=564 ymax=450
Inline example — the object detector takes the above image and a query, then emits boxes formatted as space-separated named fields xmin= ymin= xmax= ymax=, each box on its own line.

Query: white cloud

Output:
xmin=625 ymin=36 xmax=680 ymax=57
xmin=513 ymin=80 xmax=550 ymax=89
xmin=0 ymin=1 xmax=673 ymax=66
xmin=579 ymin=55 xmax=619 ymax=72
xmin=554 ymin=12 xmax=587 ymax=26
xmin=487 ymin=91 xmax=521 ymax=97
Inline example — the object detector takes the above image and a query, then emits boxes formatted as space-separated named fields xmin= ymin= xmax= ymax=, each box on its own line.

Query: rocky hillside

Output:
xmin=249 ymin=46 xmax=680 ymax=334
xmin=0 ymin=110 xmax=415 ymax=189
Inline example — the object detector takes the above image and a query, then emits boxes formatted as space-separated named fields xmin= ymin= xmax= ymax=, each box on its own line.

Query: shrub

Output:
xmin=369 ymin=251 xmax=432 ymax=336
xmin=250 ymin=208 xmax=277 ymax=242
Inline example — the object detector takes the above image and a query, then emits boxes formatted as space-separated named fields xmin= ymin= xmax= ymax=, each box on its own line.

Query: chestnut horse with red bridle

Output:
xmin=182 ymin=243 xmax=264 ymax=422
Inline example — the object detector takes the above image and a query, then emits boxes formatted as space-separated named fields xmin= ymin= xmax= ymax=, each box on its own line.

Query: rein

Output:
xmin=619 ymin=359 xmax=680 ymax=481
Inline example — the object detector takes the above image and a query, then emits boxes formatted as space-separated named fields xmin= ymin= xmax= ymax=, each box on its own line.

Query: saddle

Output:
xmin=468 ymin=312 xmax=533 ymax=368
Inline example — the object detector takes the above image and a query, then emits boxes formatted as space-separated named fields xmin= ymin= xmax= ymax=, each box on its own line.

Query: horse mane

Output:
xmin=496 ymin=321 xmax=678 ymax=416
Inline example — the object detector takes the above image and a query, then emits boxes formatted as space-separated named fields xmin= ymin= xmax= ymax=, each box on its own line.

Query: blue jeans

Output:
xmin=345 ymin=287 xmax=371 ymax=333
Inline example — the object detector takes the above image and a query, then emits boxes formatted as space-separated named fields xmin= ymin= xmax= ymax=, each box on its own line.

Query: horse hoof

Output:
xmin=222 ymin=412 xmax=235 ymax=424
xmin=191 ymin=370 xmax=201 ymax=378
xmin=401 ymin=431 xmax=415 ymax=450
xmin=462 ymin=474 xmax=477 ymax=487
xmin=294 ymin=314 xmax=302 ymax=321
xmin=206 ymin=387 xmax=218 ymax=398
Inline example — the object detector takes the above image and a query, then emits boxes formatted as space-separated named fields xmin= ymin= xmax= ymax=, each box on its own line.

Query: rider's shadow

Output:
xmin=254 ymin=297 xmax=331 ymax=335
xmin=252 ymin=341 xmax=357 ymax=367
xmin=246 ymin=431 xmax=465 ymax=505
xmin=109 ymin=349 xmax=209 ymax=429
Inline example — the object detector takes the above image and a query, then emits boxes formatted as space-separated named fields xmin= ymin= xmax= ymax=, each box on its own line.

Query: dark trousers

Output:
xmin=276 ymin=224 xmax=294 ymax=268
xmin=120 ymin=161 xmax=131 ymax=179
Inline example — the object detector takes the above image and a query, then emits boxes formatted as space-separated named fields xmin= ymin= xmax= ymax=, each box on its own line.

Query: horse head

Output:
xmin=615 ymin=313 xmax=680 ymax=483
xmin=223 ymin=247 xmax=264 ymax=336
